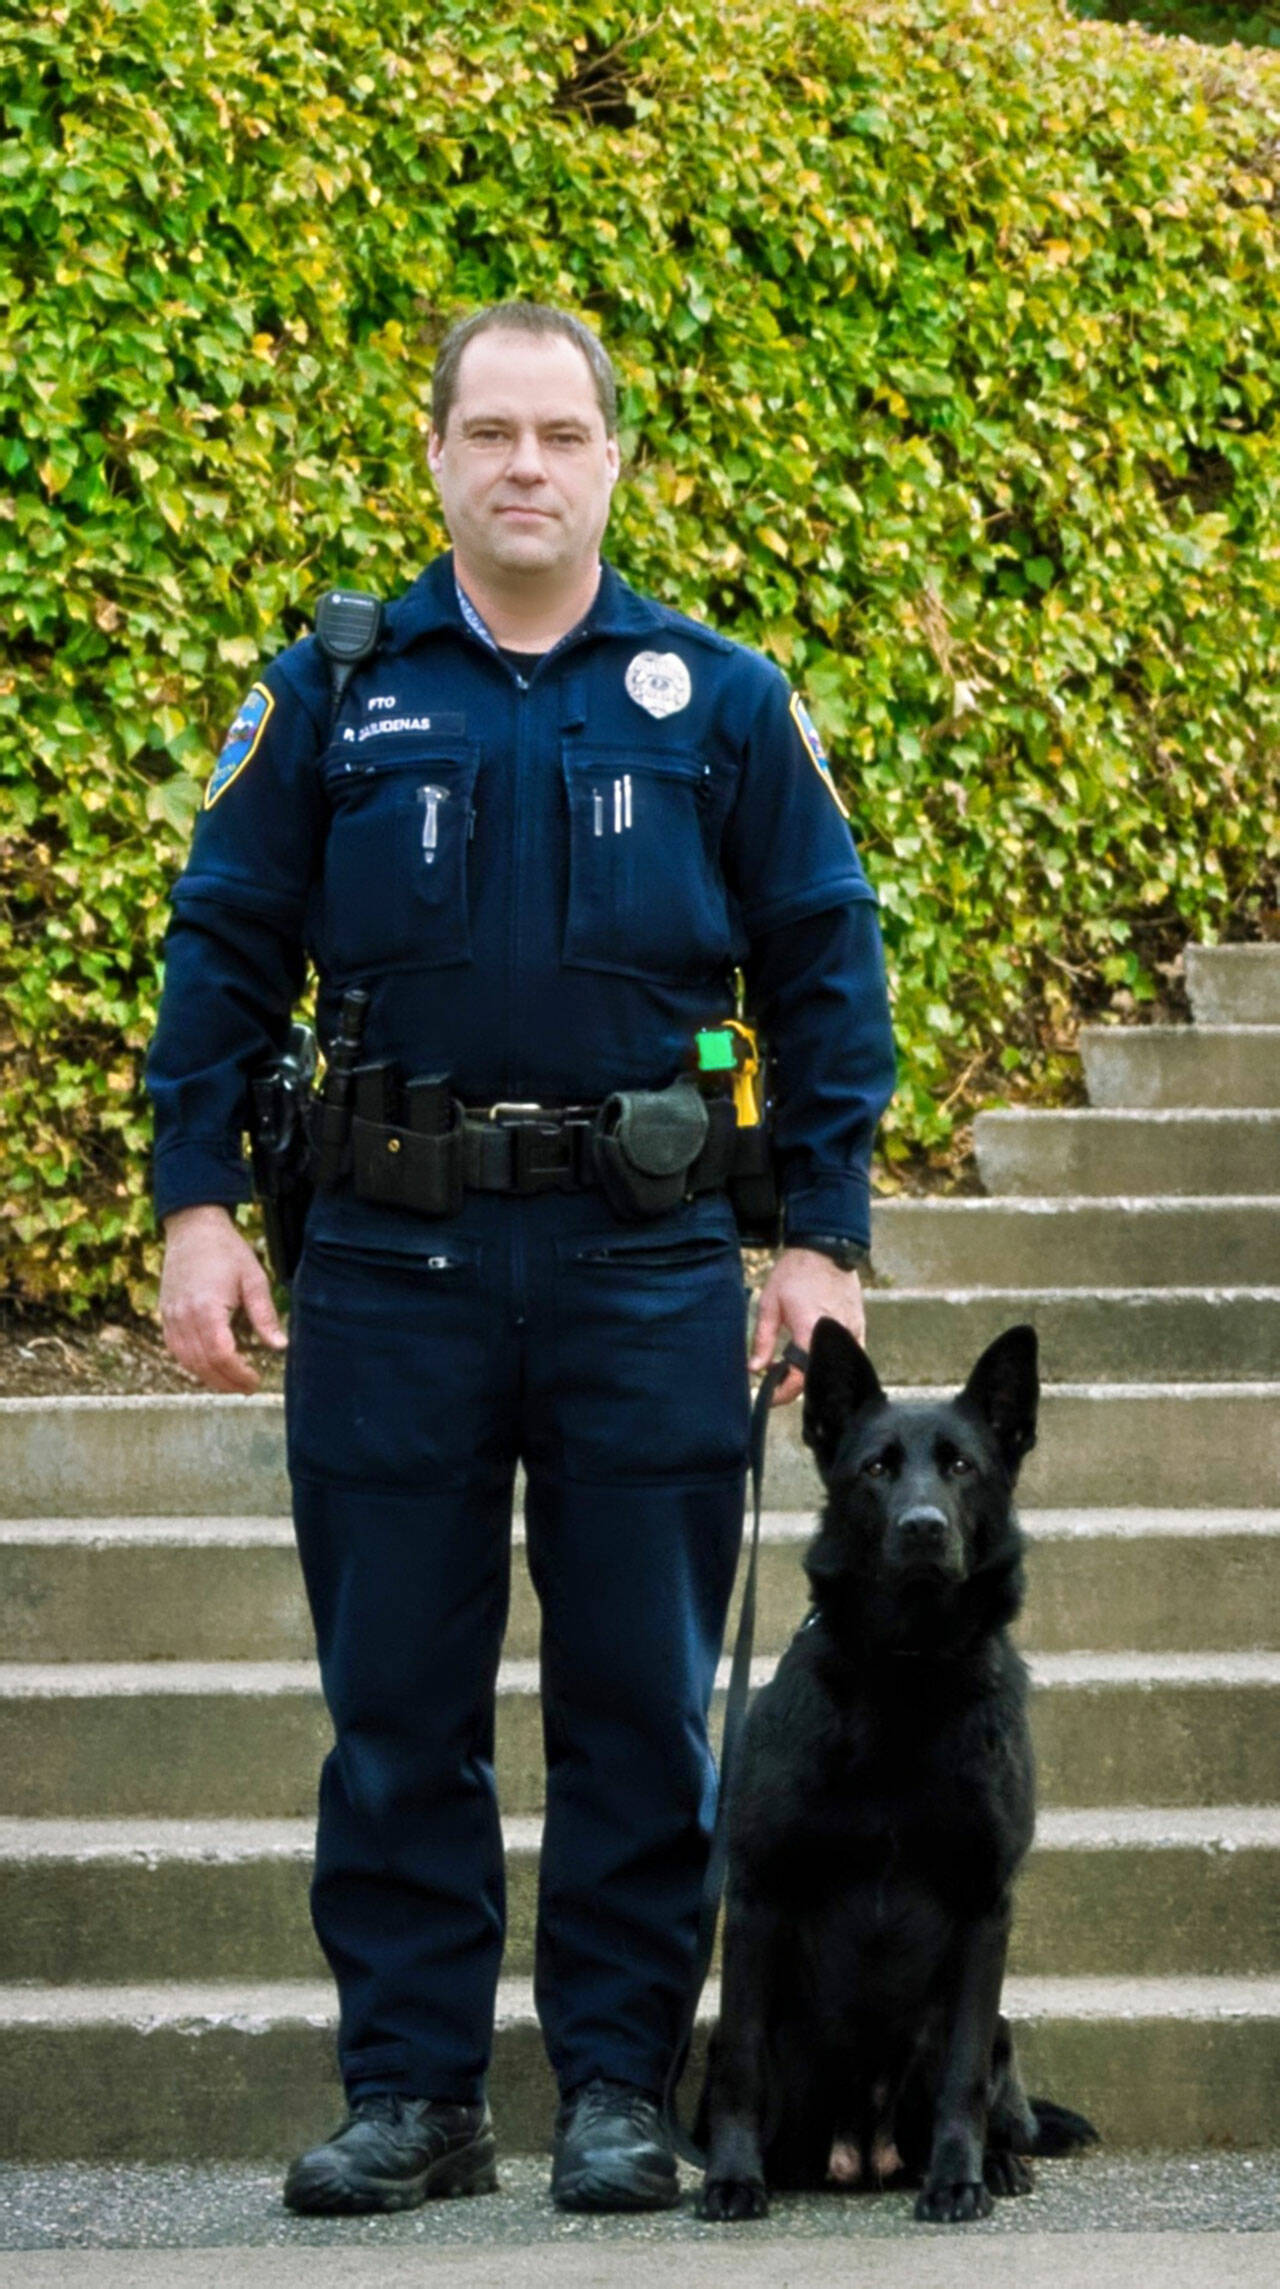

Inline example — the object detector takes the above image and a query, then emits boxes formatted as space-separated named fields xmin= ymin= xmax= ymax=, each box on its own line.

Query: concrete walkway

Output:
xmin=0 ymin=2156 xmax=1277 ymax=2283
xmin=5 ymin=2242 xmax=1280 ymax=2289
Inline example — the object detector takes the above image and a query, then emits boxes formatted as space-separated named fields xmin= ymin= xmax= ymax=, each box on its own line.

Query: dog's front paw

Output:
xmin=915 ymin=2176 xmax=994 ymax=2224
xmin=985 ymin=2149 xmax=1034 ymax=2198
xmin=700 ymin=2174 xmax=770 ymax=2222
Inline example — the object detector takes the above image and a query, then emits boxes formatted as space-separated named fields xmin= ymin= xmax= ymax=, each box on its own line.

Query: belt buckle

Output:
xmin=485 ymin=1101 xmax=571 ymax=1193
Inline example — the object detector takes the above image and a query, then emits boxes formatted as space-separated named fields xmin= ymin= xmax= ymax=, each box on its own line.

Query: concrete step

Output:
xmin=867 ymin=1289 xmax=1280 ymax=1383
xmin=2 ymin=1808 xmax=1275 ymax=1987
xmin=870 ymin=1198 xmax=1280 ymax=1289
xmin=973 ymin=1110 xmax=1280 ymax=1198
xmin=0 ymin=1397 xmax=294 ymax=1520
xmin=3 ymin=1510 xmax=1277 ymax=1663
xmin=1080 ymin=1026 xmax=1280 ymax=1109
xmin=2 ymin=1652 xmax=1277 ymax=1818
xmin=6 ymin=1384 xmax=1280 ymax=1515
xmin=1187 ymin=945 xmax=1280 ymax=1027
xmin=1 ymin=1974 xmax=1276 ymax=2158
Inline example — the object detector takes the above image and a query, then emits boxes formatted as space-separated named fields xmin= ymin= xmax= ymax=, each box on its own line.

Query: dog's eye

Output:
xmin=863 ymin=1457 xmax=889 ymax=1478
xmin=946 ymin=1454 xmax=974 ymax=1477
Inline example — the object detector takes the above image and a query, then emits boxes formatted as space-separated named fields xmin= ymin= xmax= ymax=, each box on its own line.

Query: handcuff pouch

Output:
xmin=592 ymin=1080 xmax=710 ymax=1220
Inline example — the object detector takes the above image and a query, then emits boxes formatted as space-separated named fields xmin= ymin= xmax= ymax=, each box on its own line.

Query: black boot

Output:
xmin=283 ymin=2094 xmax=497 ymax=2214
xmin=551 ymin=2078 xmax=680 ymax=2212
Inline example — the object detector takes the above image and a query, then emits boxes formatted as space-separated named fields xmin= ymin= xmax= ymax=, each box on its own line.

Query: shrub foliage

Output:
xmin=3 ymin=0 xmax=1278 ymax=1309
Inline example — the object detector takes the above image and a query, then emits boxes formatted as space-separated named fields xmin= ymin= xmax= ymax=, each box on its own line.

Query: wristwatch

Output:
xmin=787 ymin=1233 xmax=870 ymax=1273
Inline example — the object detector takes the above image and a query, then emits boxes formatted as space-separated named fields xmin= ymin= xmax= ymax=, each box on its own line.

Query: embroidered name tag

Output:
xmin=342 ymin=713 xmax=468 ymax=745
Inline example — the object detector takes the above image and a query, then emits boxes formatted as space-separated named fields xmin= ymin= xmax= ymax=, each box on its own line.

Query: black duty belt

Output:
xmin=346 ymin=1091 xmax=772 ymax=1219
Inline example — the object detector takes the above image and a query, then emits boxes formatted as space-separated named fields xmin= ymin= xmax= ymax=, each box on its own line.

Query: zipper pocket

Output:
xmin=572 ymin=1234 xmax=735 ymax=1271
xmin=306 ymin=1240 xmax=473 ymax=1276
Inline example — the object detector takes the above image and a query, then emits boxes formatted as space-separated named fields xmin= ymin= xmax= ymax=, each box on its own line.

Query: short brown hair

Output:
xmin=430 ymin=301 xmax=618 ymax=437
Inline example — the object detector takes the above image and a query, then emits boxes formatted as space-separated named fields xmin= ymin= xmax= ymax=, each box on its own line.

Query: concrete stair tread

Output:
xmin=1033 ymin=1806 xmax=1280 ymax=1847
xmin=0 ymin=1393 xmax=281 ymax=1416
xmin=8 ymin=1362 xmax=1274 ymax=1397
xmin=5 ymin=1649 xmax=1280 ymax=1694
xmin=5 ymin=1505 xmax=1278 ymax=1545
xmin=895 ymin=1378 xmax=1280 ymax=1397
xmin=1027 ymin=1651 xmax=1280 ymax=1683
xmin=2 ymin=1805 xmax=1277 ymax=1858
xmin=1082 ymin=1025 xmax=1280 ymax=1043
xmin=3 ymin=1974 xmax=1278 ymax=2027
xmin=0 ymin=1519 xmax=302 ymax=1547
xmin=868 ymin=1284 xmax=1280 ymax=1298
xmin=978 ymin=1108 xmax=1280 ymax=1124
xmin=875 ymin=1195 xmax=1280 ymax=1213
xmin=1021 ymin=1507 xmax=1280 ymax=1538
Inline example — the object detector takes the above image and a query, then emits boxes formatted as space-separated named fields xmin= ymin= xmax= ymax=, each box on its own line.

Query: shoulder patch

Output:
xmin=789 ymin=691 xmax=850 ymax=820
xmin=205 ymin=683 xmax=274 ymax=808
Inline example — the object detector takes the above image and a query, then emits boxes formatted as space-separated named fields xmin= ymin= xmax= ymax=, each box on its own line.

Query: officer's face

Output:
xmin=428 ymin=330 xmax=620 ymax=588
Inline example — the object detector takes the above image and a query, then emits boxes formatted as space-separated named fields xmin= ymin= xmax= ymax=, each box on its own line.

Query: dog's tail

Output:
xmin=1026 ymin=2097 xmax=1100 ymax=2155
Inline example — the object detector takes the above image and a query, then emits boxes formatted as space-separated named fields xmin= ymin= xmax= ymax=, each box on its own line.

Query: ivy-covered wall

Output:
xmin=3 ymin=0 xmax=1278 ymax=1309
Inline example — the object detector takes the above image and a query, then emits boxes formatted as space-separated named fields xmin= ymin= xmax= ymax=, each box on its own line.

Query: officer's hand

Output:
xmin=749 ymin=1248 xmax=866 ymax=1407
xmin=159 ymin=1204 xmax=287 ymax=1395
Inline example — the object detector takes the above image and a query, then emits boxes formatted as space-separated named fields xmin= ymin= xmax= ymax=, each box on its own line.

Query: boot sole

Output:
xmin=284 ymin=2130 xmax=498 ymax=2215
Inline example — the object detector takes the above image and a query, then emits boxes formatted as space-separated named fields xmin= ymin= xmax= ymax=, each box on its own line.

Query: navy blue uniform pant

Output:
xmin=285 ymin=1186 xmax=751 ymax=2106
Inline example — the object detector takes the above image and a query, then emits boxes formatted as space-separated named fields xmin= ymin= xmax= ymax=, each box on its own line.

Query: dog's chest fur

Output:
xmin=731 ymin=1620 xmax=1034 ymax=1926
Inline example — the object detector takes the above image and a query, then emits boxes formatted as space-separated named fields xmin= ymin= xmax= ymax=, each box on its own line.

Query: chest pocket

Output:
xmin=562 ymin=745 xmax=733 ymax=982
xmin=321 ymin=743 xmax=480 ymax=974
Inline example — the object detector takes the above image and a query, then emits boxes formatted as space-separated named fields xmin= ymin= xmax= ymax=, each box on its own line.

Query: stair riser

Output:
xmin=867 ymin=1292 xmax=1280 ymax=1384
xmin=973 ymin=1112 xmax=1280 ymax=1198
xmin=1080 ymin=1029 xmax=1280 ymax=1109
xmin=2 ymin=1680 xmax=1274 ymax=1818
xmin=3 ymin=1844 xmax=1274 ymax=1985
xmin=6 ymin=1389 xmax=1280 ymax=1513
xmin=0 ymin=2011 xmax=1274 ymax=2159
xmin=3 ymin=1532 xmax=1277 ymax=1662
xmin=0 ymin=1401 xmax=292 ymax=1521
xmin=1186 ymin=948 xmax=1280 ymax=1027
xmin=872 ymin=1203 xmax=1280 ymax=1289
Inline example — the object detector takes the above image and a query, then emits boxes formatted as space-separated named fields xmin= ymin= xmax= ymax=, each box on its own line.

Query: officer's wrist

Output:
xmin=785 ymin=1233 xmax=870 ymax=1274
xmin=163 ymin=1203 xmax=240 ymax=1237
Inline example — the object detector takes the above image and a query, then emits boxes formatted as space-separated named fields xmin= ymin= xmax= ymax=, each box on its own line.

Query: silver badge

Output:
xmin=625 ymin=650 xmax=692 ymax=720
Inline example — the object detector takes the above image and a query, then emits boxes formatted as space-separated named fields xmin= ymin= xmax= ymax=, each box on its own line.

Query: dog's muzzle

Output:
xmin=887 ymin=1506 xmax=966 ymax=1582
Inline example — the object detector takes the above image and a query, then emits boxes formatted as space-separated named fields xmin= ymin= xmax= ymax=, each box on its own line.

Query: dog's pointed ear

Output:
xmin=803 ymin=1317 xmax=886 ymax=1481
xmin=958 ymin=1324 xmax=1039 ymax=1477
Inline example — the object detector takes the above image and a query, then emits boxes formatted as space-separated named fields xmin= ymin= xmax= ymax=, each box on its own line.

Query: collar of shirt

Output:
xmin=380 ymin=551 xmax=672 ymax=659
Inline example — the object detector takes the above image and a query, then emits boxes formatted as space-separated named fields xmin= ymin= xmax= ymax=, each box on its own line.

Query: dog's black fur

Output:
xmin=700 ymin=1319 xmax=1097 ymax=2224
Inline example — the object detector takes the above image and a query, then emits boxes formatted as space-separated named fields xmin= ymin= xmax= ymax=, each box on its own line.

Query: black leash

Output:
xmin=660 ymin=1336 xmax=810 ymax=2169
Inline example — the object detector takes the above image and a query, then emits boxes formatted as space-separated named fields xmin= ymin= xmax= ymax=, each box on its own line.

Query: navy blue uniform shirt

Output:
xmin=147 ymin=554 xmax=895 ymax=1247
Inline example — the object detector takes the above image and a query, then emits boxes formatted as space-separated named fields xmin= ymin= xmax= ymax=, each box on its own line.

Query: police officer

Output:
xmin=147 ymin=302 xmax=895 ymax=2214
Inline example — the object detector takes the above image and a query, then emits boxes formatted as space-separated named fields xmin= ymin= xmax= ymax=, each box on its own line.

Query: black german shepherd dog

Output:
xmin=700 ymin=1318 xmax=1097 ymax=2223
